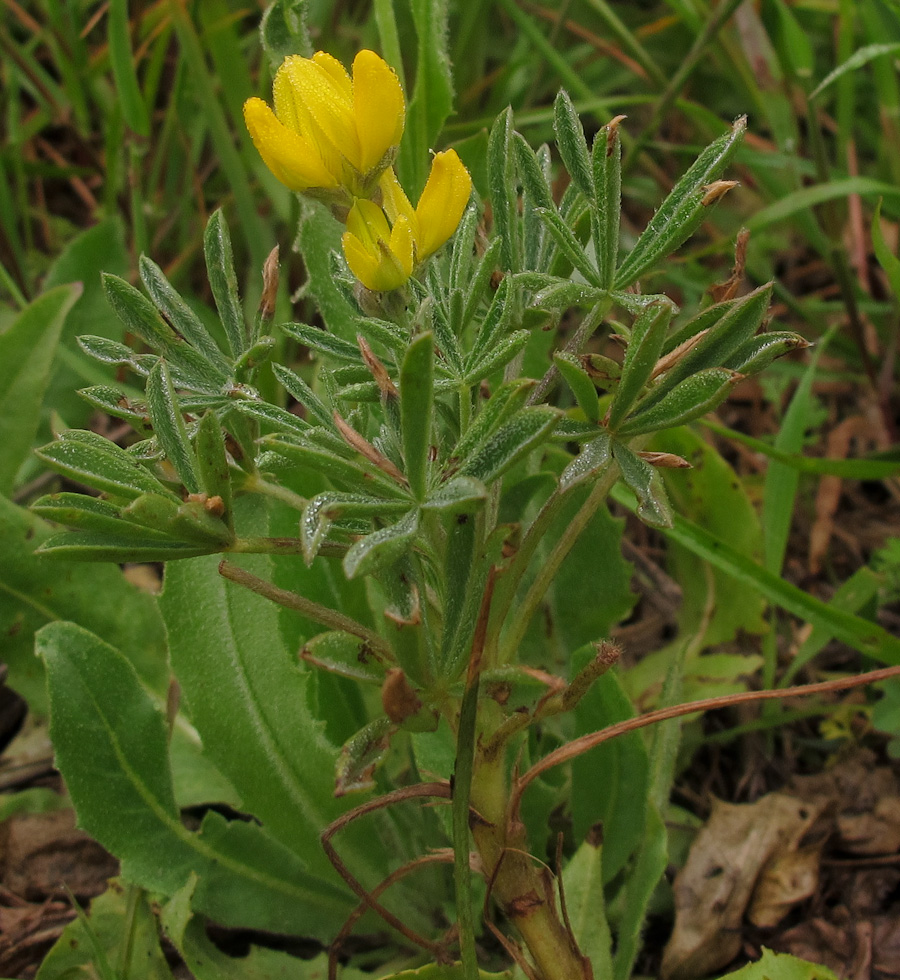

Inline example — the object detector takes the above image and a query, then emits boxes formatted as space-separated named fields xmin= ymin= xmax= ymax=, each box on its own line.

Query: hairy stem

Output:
xmin=218 ymin=560 xmax=391 ymax=657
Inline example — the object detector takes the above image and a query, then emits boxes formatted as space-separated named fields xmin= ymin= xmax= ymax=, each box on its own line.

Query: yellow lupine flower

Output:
xmin=342 ymin=149 xmax=472 ymax=292
xmin=243 ymin=50 xmax=405 ymax=199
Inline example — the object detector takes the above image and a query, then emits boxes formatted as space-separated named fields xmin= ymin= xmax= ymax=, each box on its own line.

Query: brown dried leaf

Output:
xmin=662 ymin=792 xmax=821 ymax=980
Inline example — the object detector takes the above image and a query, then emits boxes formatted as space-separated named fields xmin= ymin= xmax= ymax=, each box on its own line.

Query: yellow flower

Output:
xmin=341 ymin=150 xmax=472 ymax=292
xmin=243 ymin=50 xmax=405 ymax=199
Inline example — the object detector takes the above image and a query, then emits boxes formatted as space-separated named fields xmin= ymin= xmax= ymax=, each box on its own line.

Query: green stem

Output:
xmin=497 ymin=464 xmax=618 ymax=666
xmin=241 ymin=474 xmax=308 ymax=512
xmin=459 ymin=383 xmax=472 ymax=437
xmin=230 ymin=535 xmax=345 ymax=557
xmin=453 ymin=676 xmax=481 ymax=980
xmin=218 ymin=560 xmax=392 ymax=657
xmin=528 ymin=299 xmax=611 ymax=406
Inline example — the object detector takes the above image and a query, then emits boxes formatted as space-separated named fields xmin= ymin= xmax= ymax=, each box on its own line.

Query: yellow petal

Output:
xmin=278 ymin=56 xmax=359 ymax=177
xmin=312 ymin=51 xmax=353 ymax=101
xmin=352 ymin=50 xmax=405 ymax=175
xmin=272 ymin=56 xmax=306 ymax=132
xmin=414 ymin=149 xmax=472 ymax=259
xmin=342 ymin=230 xmax=410 ymax=292
xmin=346 ymin=198 xmax=393 ymax=250
xmin=389 ymin=215 xmax=415 ymax=278
xmin=243 ymin=98 xmax=338 ymax=191
xmin=379 ymin=169 xmax=417 ymax=237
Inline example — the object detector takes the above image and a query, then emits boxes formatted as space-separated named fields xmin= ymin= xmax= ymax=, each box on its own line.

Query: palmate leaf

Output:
xmin=37 ymin=621 xmax=352 ymax=940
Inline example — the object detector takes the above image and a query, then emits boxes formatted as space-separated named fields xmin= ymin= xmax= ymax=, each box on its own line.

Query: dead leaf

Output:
xmin=748 ymin=845 xmax=822 ymax=928
xmin=838 ymin=795 xmax=900 ymax=855
xmin=662 ymin=792 xmax=818 ymax=979
xmin=776 ymin=912 xmax=873 ymax=980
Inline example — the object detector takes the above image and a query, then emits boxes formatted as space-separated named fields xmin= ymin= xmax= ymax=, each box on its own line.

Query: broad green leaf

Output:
xmin=561 ymin=837 xmax=614 ymax=979
xmin=36 ymin=429 xmax=175 ymax=501
xmin=162 ymin=875 xmax=337 ymax=980
xmin=538 ymin=484 xmax=635 ymax=658
xmin=0 ymin=495 xmax=166 ymax=715
xmin=614 ymin=118 xmax=746 ymax=288
xmin=0 ymin=284 xmax=80 ymax=494
xmin=42 ymin=217 xmax=131 ymax=432
xmin=146 ymin=360 xmax=200 ymax=492
xmin=384 ymin=965 xmax=511 ymax=980
xmin=401 ymin=332 xmax=435 ymax=501
xmin=657 ymin=426 xmax=766 ymax=649
xmin=160 ymin=508 xmax=379 ymax=885
xmin=572 ymin=661 xmax=648 ymax=883
xmin=37 ymin=879 xmax=173 ymax=980
xmin=204 ymin=209 xmax=246 ymax=358
xmin=343 ymin=509 xmax=420 ymax=579
xmin=38 ymin=623 xmax=351 ymax=939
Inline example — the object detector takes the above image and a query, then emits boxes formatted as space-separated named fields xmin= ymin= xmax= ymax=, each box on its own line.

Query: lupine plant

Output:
xmin=30 ymin=37 xmax=875 ymax=980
